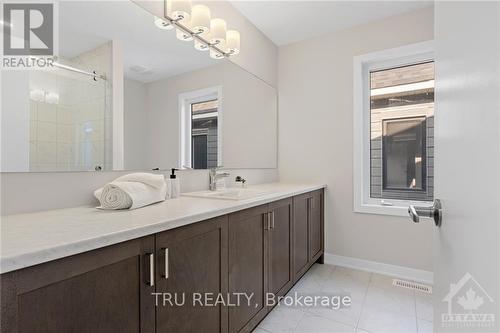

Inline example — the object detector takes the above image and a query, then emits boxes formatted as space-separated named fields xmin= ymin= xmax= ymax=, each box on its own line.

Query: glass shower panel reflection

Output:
xmin=28 ymin=68 xmax=109 ymax=171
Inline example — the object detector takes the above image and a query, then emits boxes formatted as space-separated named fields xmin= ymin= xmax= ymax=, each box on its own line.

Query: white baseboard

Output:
xmin=323 ymin=253 xmax=433 ymax=285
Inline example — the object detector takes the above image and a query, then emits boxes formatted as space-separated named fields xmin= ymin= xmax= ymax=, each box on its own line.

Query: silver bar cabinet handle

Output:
xmin=162 ymin=248 xmax=169 ymax=279
xmin=146 ymin=253 xmax=154 ymax=286
xmin=271 ymin=211 xmax=275 ymax=229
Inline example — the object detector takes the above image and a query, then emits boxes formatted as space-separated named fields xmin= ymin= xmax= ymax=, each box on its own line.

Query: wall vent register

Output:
xmin=393 ymin=278 xmax=432 ymax=294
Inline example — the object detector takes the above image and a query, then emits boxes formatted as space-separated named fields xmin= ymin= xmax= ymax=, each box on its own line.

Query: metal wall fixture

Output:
xmin=52 ymin=58 xmax=107 ymax=81
xmin=153 ymin=0 xmax=240 ymax=59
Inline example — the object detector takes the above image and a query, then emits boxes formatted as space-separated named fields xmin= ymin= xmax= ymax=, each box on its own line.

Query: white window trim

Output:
xmin=353 ymin=41 xmax=434 ymax=217
xmin=179 ymin=86 xmax=223 ymax=169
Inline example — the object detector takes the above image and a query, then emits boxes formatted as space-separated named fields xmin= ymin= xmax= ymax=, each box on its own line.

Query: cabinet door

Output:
xmin=155 ymin=216 xmax=228 ymax=333
xmin=0 ymin=236 xmax=156 ymax=333
xmin=268 ymin=198 xmax=293 ymax=298
xmin=309 ymin=190 xmax=323 ymax=261
xmin=292 ymin=193 xmax=310 ymax=280
xmin=228 ymin=205 xmax=269 ymax=333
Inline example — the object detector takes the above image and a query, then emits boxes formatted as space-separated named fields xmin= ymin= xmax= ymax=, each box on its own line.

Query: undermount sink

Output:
xmin=182 ymin=188 xmax=269 ymax=201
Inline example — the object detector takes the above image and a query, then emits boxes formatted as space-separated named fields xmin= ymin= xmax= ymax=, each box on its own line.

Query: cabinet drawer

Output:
xmin=1 ymin=236 xmax=155 ymax=333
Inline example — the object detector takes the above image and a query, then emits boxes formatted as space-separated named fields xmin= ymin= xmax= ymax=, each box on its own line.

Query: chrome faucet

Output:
xmin=209 ymin=167 xmax=230 ymax=191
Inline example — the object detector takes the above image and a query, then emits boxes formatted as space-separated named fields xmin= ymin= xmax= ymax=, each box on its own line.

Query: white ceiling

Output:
xmin=230 ymin=1 xmax=433 ymax=46
xmin=59 ymin=1 xmax=218 ymax=82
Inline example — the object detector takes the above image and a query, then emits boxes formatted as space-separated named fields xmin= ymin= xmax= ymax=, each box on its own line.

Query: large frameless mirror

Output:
xmin=1 ymin=0 xmax=277 ymax=172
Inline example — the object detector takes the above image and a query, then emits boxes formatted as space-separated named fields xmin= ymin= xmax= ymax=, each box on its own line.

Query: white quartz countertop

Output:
xmin=0 ymin=183 xmax=325 ymax=274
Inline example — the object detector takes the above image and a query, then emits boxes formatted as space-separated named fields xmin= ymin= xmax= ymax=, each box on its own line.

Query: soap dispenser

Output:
xmin=168 ymin=168 xmax=180 ymax=198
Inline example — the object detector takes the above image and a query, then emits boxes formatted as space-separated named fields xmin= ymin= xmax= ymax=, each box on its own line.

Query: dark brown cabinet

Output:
xmin=292 ymin=189 xmax=324 ymax=282
xmin=1 ymin=190 xmax=323 ymax=333
xmin=309 ymin=190 xmax=323 ymax=262
xmin=0 ymin=236 xmax=156 ymax=333
xmin=228 ymin=204 xmax=269 ymax=333
xmin=293 ymin=192 xmax=310 ymax=279
xmin=228 ymin=198 xmax=294 ymax=333
xmin=155 ymin=216 xmax=228 ymax=333
xmin=268 ymin=198 xmax=293 ymax=299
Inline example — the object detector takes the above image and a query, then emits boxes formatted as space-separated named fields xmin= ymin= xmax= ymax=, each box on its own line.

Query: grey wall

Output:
xmin=278 ymin=7 xmax=434 ymax=271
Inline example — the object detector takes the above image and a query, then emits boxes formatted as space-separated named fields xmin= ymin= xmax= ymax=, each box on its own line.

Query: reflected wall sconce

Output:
xmin=30 ymin=89 xmax=59 ymax=104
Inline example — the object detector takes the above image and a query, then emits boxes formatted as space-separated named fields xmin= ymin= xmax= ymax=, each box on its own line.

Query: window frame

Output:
xmin=179 ymin=86 xmax=222 ymax=169
xmin=353 ymin=41 xmax=434 ymax=216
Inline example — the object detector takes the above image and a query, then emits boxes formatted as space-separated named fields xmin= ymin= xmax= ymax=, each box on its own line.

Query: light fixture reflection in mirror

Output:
xmin=226 ymin=30 xmax=240 ymax=55
xmin=168 ymin=0 xmax=192 ymax=21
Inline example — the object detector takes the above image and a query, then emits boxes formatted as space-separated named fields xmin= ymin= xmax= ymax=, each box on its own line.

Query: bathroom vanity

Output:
xmin=0 ymin=184 xmax=325 ymax=333
xmin=0 ymin=1 xmax=316 ymax=331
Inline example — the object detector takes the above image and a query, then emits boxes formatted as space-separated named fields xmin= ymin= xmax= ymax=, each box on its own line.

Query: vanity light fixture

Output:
xmin=168 ymin=0 xmax=192 ymax=21
xmin=210 ymin=18 xmax=227 ymax=45
xmin=209 ymin=48 xmax=225 ymax=60
xmin=154 ymin=16 xmax=173 ymax=30
xmin=155 ymin=0 xmax=241 ymax=59
xmin=176 ymin=18 xmax=193 ymax=41
xmin=191 ymin=5 xmax=210 ymax=34
xmin=194 ymin=35 xmax=210 ymax=51
xmin=226 ymin=30 xmax=240 ymax=55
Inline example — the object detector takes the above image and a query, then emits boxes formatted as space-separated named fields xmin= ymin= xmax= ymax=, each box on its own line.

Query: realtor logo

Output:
xmin=2 ymin=3 xmax=54 ymax=55
xmin=442 ymin=272 xmax=495 ymax=328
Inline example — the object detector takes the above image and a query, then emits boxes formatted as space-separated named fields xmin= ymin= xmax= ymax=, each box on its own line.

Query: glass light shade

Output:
xmin=154 ymin=16 xmax=174 ymax=30
xmin=210 ymin=18 xmax=226 ymax=45
xmin=168 ymin=0 xmax=191 ymax=21
xmin=226 ymin=30 xmax=240 ymax=55
xmin=191 ymin=5 xmax=210 ymax=34
xmin=176 ymin=19 xmax=193 ymax=41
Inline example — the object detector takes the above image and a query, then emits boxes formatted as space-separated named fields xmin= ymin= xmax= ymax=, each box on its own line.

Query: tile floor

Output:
xmin=254 ymin=264 xmax=433 ymax=333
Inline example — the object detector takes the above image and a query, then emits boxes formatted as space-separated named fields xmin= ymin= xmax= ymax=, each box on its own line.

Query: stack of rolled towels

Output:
xmin=94 ymin=173 xmax=167 ymax=210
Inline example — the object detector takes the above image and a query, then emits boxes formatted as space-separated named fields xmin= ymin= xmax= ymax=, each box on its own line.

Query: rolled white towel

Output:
xmin=94 ymin=173 xmax=167 ymax=210
xmin=96 ymin=182 xmax=134 ymax=210
xmin=113 ymin=173 xmax=166 ymax=189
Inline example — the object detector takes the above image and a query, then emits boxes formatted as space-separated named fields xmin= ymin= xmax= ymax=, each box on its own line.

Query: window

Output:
xmin=191 ymin=99 xmax=218 ymax=169
xmin=179 ymin=87 xmax=222 ymax=169
xmin=354 ymin=41 xmax=434 ymax=216
xmin=382 ymin=117 xmax=426 ymax=192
